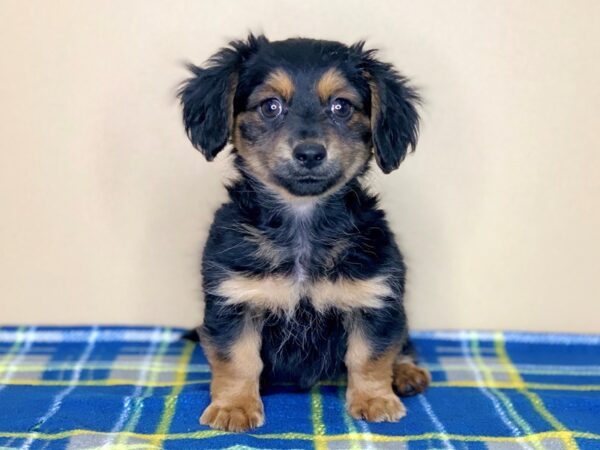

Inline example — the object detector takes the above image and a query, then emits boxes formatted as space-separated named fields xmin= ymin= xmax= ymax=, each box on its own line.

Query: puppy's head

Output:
xmin=179 ymin=34 xmax=420 ymax=198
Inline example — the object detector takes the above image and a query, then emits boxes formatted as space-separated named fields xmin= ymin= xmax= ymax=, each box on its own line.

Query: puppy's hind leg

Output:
xmin=392 ymin=342 xmax=430 ymax=397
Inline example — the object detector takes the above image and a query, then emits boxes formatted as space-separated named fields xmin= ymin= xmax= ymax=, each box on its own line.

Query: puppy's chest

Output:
xmin=216 ymin=214 xmax=392 ymax=313
xmin=218 ymin=233 xmax=390 ymax=314
xmin=288 ymin=219 xmax=317 ymax=281
xmin=246 ymin=217 xmax=347 ymax=278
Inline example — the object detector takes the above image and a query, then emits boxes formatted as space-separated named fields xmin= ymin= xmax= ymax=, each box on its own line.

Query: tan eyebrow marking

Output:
xmin=317 ymin=68 xmax=347 ymax=101
xmin=263 ymin=69 xmax=295 ymax=101
xmin=317 ymin=68 xmax=361 ymax=104
xmin=247 ymin=69 xmax=295 ymax=107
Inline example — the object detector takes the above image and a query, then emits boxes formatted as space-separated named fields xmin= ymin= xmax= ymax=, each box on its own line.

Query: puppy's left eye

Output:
xmin=259 ymin=98 xmax=283 ymax=119
xmin=330 ymin=98 xmax=353 ymax=119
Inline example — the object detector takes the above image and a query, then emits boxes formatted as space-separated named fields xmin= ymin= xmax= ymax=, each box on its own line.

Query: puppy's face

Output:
xmin=180 ymin=36 xmax=420 ymax=198
xmin=233 ymin=66 xmax=372 ymax=197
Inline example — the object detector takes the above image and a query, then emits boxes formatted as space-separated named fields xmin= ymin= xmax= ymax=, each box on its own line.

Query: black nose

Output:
xmin=293 ymin=143 xmax=326 ymax=169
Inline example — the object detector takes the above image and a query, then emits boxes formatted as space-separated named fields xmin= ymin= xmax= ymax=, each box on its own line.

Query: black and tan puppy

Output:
xmin=179 ymin=34 xmax=430 ymax=432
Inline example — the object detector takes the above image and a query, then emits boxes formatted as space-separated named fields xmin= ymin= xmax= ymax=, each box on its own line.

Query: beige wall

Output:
xmin=1 ymin=1 xmax=599 ymax=332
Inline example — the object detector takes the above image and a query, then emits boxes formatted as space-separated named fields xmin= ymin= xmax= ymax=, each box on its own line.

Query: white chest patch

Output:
xmin=288 ymin=201 xmax=315 ymax=283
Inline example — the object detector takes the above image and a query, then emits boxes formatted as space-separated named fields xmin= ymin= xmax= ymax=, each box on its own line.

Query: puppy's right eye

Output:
xmin=259 ymin=98 xmax=283 ymax=119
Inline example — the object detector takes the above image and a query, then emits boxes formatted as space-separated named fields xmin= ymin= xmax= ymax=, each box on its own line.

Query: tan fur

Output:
xmin=368 ymin=78 xmax=383 ymax=165
xmin=316 ymin=68 xmax=361 ymax=104
xmin=368 ymin=79 xmax=381 ymax=130
xmin=311 ymin=276 xmax=391 ymax=312
xmin=348 ymin=110 xmax=372 ymax=129
xmin=393 ymin=355 xmax=431 ymax=396
xmin=240 ymin=224 xmax=285 ymax=267
xmin=232 ymin=112 xmax=297 ymax=200
xmin=216 ymin=273 xmax=391 ymax=314
xmin=226 ymin=74 xmax=239 ymax=135
xmin=322 ymin=239 xmax=351 ymax=270
xmin=200 ymin=326 xmax=264 ymax=432
xmin=232 ymin=113 xmax=272 ymax=174
xmin=345 ymin=330 xmax=406 ymax=422
xmin=247 ymin=69 xmax=295 ymax=104
xmin=266 ymin=69 xmax=295 ymax=100
xmin=233 ymin=70 xmax=295 ymax=186
xmin=217 ymin=274 xmax=299 ymax=312
xmin=323 ymin=139 xmax=372 ymax=195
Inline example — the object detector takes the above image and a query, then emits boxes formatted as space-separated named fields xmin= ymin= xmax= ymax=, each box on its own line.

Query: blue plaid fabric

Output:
xmin=0 ymin=327 xmax=599 ymax=449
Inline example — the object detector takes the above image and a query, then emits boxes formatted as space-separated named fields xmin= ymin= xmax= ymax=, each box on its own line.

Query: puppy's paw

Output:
xmin=199 ymin=397 xmax=264 ymax=432
xmin=393 ymin=363 xmax=430 ymax=397
xmin=347 ymin=392 xmax=406 ymax=422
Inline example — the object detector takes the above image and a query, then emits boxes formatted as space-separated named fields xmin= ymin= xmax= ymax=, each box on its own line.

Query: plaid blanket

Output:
xmin=0 ymin=327 xmax=599 ymax=449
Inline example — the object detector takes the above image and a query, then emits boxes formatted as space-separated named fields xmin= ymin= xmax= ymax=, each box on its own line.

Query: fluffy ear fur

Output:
xmin=178 ymin=34 xmax=266 ymax=160
xmin=357 ymin=46 xmax=421 ymax=174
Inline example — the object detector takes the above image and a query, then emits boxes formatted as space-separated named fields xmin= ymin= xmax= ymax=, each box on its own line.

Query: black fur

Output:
xmin=179 ymin=34 xmax=421 ymax=386
xmin=359 ymin=47 xmax=421 ymax=173
xmin=260 ymin=299 xmax=348 ymax=389
xmin=178 ymin=35 xmax=267 ymax=160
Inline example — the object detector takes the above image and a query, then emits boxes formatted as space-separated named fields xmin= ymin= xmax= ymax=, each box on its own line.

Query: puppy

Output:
xmin=179 ymin=34 xmax=430 ymax=432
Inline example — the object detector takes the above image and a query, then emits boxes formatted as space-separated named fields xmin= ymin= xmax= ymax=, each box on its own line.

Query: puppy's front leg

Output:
xmin=345 ymin=329 xmax=406 ymax=422
xmin=200 ymin=325 xmax=264 ymax=432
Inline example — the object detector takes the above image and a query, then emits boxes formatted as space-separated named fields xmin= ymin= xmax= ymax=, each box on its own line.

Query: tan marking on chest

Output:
xmin=216 ymin=274 xmax=391 ymax=314
xmin=217 ymin=275 xmax=300 ymax=312
xmin=311 ymin=276 xmax=391 ymax=312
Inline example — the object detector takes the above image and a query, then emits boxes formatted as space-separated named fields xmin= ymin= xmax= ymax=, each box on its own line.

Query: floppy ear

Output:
xmin=359 ymin=49 xmax=421 ymax=174
xmin=178 ymin=34 xmax=265 ymax=161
